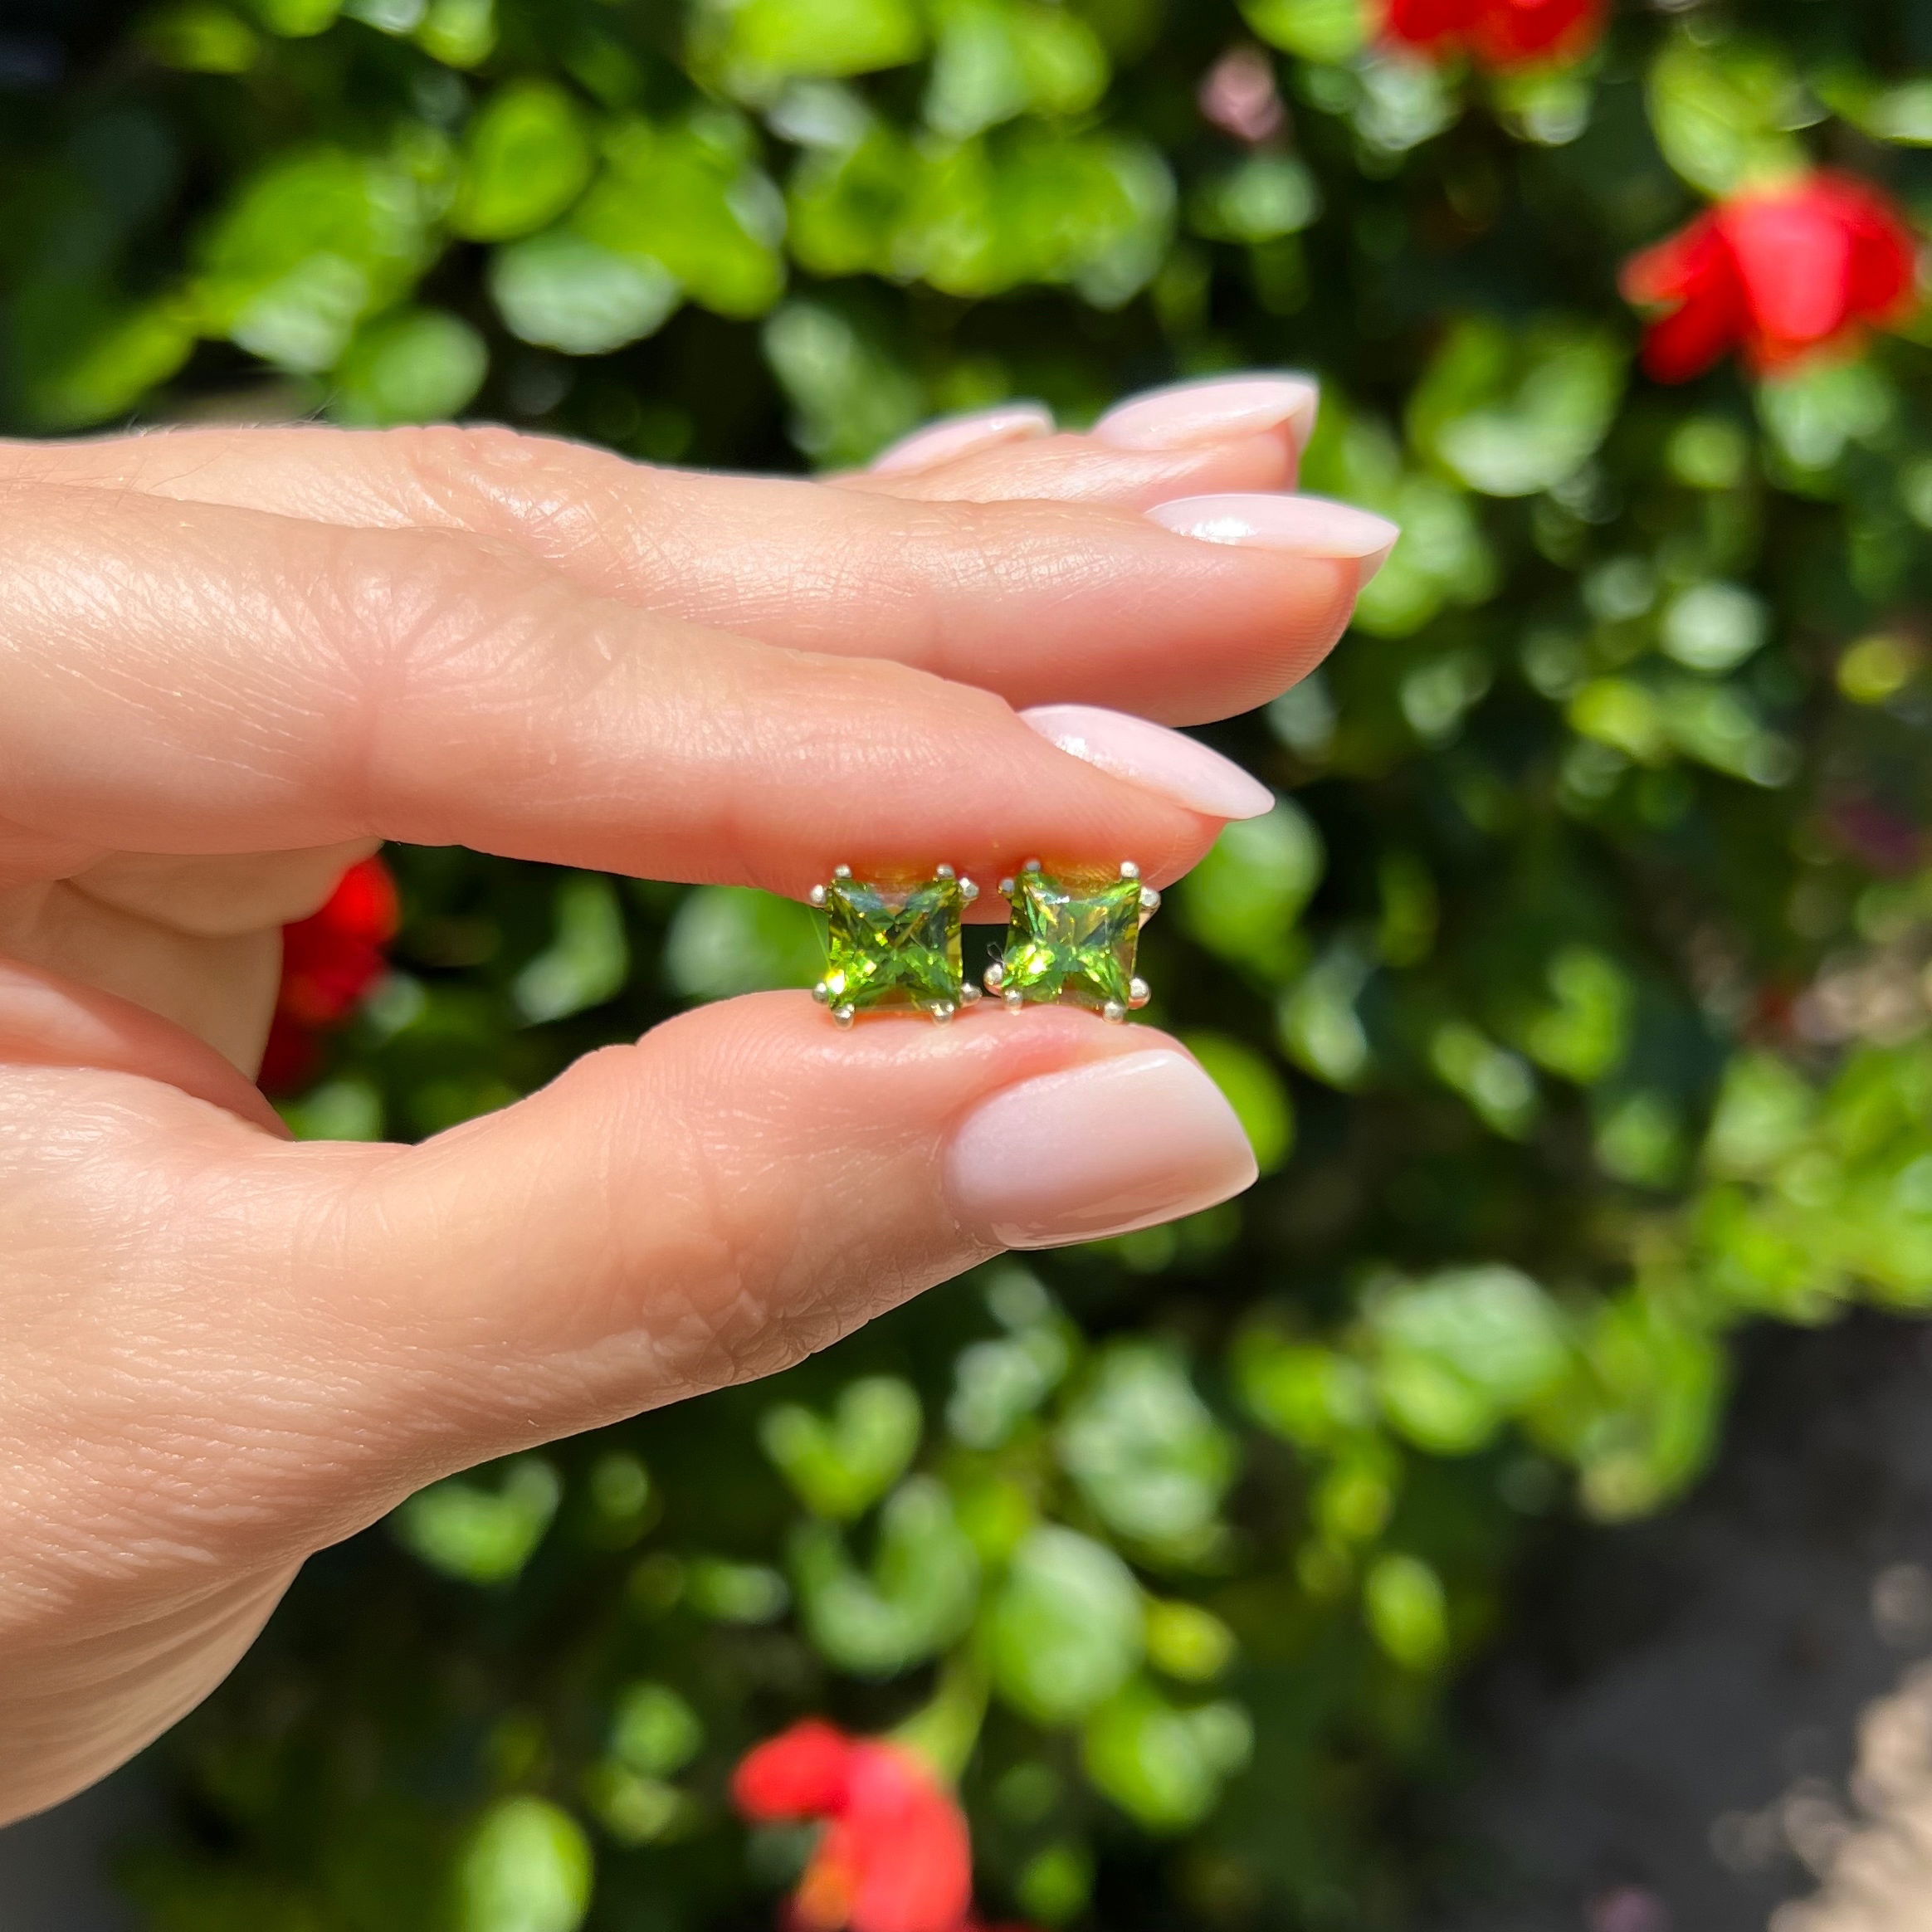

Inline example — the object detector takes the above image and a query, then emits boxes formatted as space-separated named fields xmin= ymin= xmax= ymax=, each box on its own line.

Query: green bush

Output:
xmin=5 ymin=0 xmax=1931 ymax=1925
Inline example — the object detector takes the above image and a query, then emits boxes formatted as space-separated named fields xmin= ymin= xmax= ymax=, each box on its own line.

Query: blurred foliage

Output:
xmin=6 ymin=0 xmax=1932 ymax=1925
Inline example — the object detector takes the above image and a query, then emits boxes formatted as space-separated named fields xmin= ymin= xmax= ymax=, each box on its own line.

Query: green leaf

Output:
xmin=1363 ymin=1552 xmax=1448 ymax=1669
xmin=607 ymin=1684 xmax=704 ymax=1778
xmin=1552 ymin=1294 xmax=1725 ymax=1520
xmin=1190 ymin=154 xmax=1320 ymax=244
xmin=763 ymin=300 xmax=923 ymax=466
xmin=417 ymin=0 xmax=495 ymax=66
xmin=1817 ymin=72 xmax=1932 ymax=146
xmin=1376 ymin=851 xmax=1437 ymax=966
xmin=246 ymin=0 xmax=340 ymax=31
xmin=1082 ymin=1681 xmax=1251 ymax=1831
xmin=662 ymin=885 xmax=822 ymax=999
xmin=925 ymin=0 xmax=1110 ymax=139
xmin=761 ymin=1376 xmax=923 ymax=1520
xmin=1757 ymin=359 xmax=1898 ymax=475
xmin=513 ymin=875 xmax=631 ymax=1022
xmin=331 ymin=307 xmax=486 ymax=425
xmin=192 ymin=148 xmax=433 ymax=373
xmin=144 ymin=4 xmax=261 ymax=71
xmin=1277 ymin=941 xmax=1373 ymax=1089
xmin=1241 ymin=0 xmax=1365 ymax=62
xmin=948 ymin=1325 xmax=1071 ymax=1450
xmin=1175 ymin=804 xmax=1320 ymax=981
xmin=453 ymin=84 xmax=594 ymax=242
xmin=896 ymin=130 xmax=1173 ymax=304
xmin=684 ymin=1558 xmax=790 ymax=1622
xmin=1430 ymin=1022 xmax=1537 ymax=1138
xmin=1182 ymin=1033 xmax=1294 ymax=1173
xmin=489 ymin=231 xmax=678 ymax=356
xmin=1143 ymin=1598 xmax=1237 ymax=1681
xmin=1704 ymin=1053 xmax=1816 ymax=1177
xmin=986 ymin=1525 xmax=1144 ymax=1724
xmin=8 ymin=285 xmax=194 ymax=429
xmin=1659 ymin=582 xmax=1769 ymax=675
xmin=793 ymin=1476 xmax=980 ymax=1674
xmin=1233 ymin=1332 xmax=1375 ymax=1449
xmin=575 ymin=115 xmax=785 ymax=319
xmin=1371 ymin=1266 xmax=1571 ymax=1453
xmin=1646 ymin=33 xmax=1806 ymax=197
xmin=393 ymin=1457 xmax=561 ymax=1585
xmin=1518 ymin=946 xmax=1633 ymax=1086
xmin=1408 ymin=316 xmax=1626 ymax=499
xmin=692 ymin=0 xmax=925 ymax=96
xmin=1057 ymin=1343 xmax=1238 ymax=1551
xmin=456 ymin=1798 xmax=593 ymax=1932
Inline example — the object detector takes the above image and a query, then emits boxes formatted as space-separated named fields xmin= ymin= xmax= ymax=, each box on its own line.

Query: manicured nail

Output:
xmin=948 ymin=1049 xmax=1259 ymax=1248
xmin=870 ymin=403 xmax=1055 ymax=475
xmin=1096 ymin=374 xmax=1320 ymax=455
xmin=1021 ymin=705 xmax=1274 ymax=821
xmin=1147 ymin=493 xmax=1400 ymax=581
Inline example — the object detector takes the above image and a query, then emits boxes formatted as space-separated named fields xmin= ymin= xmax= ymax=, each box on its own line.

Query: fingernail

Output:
xmin=948 ymin=1049 xmax=1259 ymax=1248
xmin=1020 ymin=704 xmax=1274 ymax=821
xmin=1096 ymin=373 xmax=1320 ymax=455
xmin=870 ymin=403 xmax=1055 ymax=475
xmin=1148 ymin=493 xmax=1400 ymax=582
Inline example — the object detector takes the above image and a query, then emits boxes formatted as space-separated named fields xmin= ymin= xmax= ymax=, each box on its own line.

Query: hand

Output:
xmin=0 ymin=374 xmax=1397 ymax=1820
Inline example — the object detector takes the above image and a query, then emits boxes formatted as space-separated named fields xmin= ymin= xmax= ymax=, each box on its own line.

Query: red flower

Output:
xmin=1622 ymin=173 xmax=1919 ymax=382
xmin=733 ymin=1724 xmax=974 ymax=1932
xmin=1381 ymin=0 xmax=1604 ymax=70
xmin=261 ymin=856 xmax=398 ymax=1094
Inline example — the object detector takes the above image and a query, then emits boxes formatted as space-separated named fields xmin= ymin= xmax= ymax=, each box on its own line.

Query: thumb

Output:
xmin=18 ymin=996 xmax=1255 ymax=1571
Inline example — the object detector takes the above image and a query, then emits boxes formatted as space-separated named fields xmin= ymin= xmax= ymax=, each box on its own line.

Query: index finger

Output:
xmin=0 ymin=484 xmax=1268 ymax=899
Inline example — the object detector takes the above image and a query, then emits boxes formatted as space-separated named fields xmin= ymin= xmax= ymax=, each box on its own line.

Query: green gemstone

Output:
xmin=821 ymin=874 xmax=964 ymax=1014
xmin=996 ymin=870 xmax=1144 ymax=1011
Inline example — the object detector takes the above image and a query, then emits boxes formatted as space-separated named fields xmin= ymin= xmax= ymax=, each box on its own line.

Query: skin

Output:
xmin=0 ymin=408 xmax=1363 ymax=1822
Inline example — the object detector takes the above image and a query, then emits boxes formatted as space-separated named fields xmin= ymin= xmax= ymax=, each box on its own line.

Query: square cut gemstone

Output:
xmin=998 ymin=870 xmax=1142 ymax=1011
xmin=822 ymin=874 xmax=964 ymax=1013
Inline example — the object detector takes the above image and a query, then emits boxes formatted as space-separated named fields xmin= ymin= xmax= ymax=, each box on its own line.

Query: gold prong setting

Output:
xmin=809 ymin=864 xmax=975 ymax=1025
xmin=982 ymin=861 xmax=1158 ymax=1019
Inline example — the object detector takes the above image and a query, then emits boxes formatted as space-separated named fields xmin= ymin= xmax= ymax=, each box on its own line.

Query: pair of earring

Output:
xmin=807 ymin=861 xmax=1160 ymax=1027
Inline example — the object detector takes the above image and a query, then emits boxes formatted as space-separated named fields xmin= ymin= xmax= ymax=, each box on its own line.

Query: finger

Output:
xmin=0 ymin=881 xmax=281 ymax=1069
xmin=2 ymin=998 xmax=1256 ymax=1588
xmin=0 ymin=381 xmax=1362 ymax=723
xmin=0 ymin=484 xmax=1264 ymax=891
xmin=850 ymin=373 xmax=1317 ymax=505
xmin=0 ymin=956 xmax=285 ymax=1129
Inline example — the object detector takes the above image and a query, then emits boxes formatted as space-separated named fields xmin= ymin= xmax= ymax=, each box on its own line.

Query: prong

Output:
xmin=832 ymin=1004 xmax=856 ymax=1027
xmin=960 ymin=876 xmax=979 ymax=902
xmin=935 ymin=863 xmax=955 ymax=879
xmin=808 ymin=884 xmax=827 ymax=908
xmin=1102 ymin=1000 xmax=1128 ymax=1023
xmin=960 ymin=983 xmax=982 ymax=1006
xmin=832 ymin=864 xmax=852 ymax=880
xmin=998 ymin=876 xmax=1016 ymax=899
xmin=983 ymin=961 xmax=1006 ymax=992
xmin=1003 ymin=989 xmax=1025 ymax=1011
xmin=1120 ymin=860 xmax=1140 ymax=880
xmin=812 ymin=981 xmax=831 ymax=1003
xmin=929 ymin=1002 xmax=956 ymax=1024
xmin=1129 ymin=977 xmax=1150 ymax=1009
xmin=1022 ymin=858 xmax=1042 ymax=873
xmin=1139 ymin=885 xmax=1161 ymax=915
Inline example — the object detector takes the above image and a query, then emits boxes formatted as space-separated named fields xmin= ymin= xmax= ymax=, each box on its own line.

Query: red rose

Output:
xmin=261 ymin=856 xmax=398 ymax=1094
xmin=1622 ymin=173 xmax=1919 ymax=382
xmin=734 ymin=1723 xmax=976 ymax=1932
xmin=1382 ymin=0 xmax=1604 ymax=70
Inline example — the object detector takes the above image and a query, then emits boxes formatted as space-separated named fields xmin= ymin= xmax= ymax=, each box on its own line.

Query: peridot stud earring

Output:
xmin=983 ymin=861 xmax=1158 ymax=1023
xmin=808 ymin=865 xmax=982 ymax=1027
